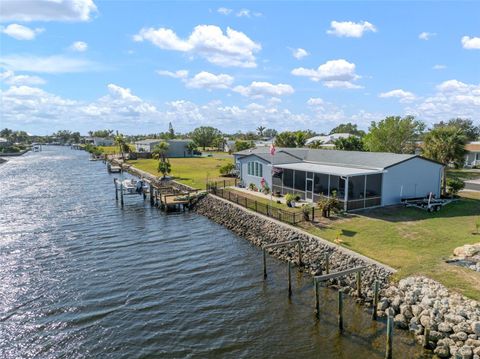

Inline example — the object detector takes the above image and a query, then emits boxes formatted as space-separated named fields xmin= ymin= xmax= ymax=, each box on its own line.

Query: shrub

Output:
xmin=446 ymin=178 xmax=465 ymax=195
xmin=302 ymin=204 xmax=312 ymax=221
xmin=219 ymin=163 xmax=235 ymax=176
xmin=248 ymin=183 xmax=258 ymax=191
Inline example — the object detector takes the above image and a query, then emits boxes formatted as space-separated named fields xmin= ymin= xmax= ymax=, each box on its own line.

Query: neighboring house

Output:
xmin=0 ymin=137 xmax=11 ymax=147
xmin=254 ymin=138 xmax=274 ymax=148
xmin=223 ymin=140 xmax=236 ymax=153
xmin=234 ymin=147 xmax=443 ymax=211
xmin=85 ymin=137 xmax=114 ymax=146
xmin=134 ymin=139 xmax=194 ymax=157
xmin=465 ymin=142 xmax=480 ymax=167
xmin=305 ymin=133 xmax=356 ymax=148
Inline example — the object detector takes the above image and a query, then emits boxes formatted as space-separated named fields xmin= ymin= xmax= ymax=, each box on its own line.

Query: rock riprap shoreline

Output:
xmin=194 ymin=194 xmax=480 ymax=358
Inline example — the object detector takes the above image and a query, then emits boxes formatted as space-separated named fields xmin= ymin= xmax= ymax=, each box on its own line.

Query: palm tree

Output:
xmin=152 ymin=142 xmax=170 ymax=162
xmin=157 ymin=159 xmax=172 ymax=179
xmin=423 ymin=126 xmax=467 ymax=195
xmin=257 ymin=126 xmax=266 ymax=137
xmin=114 ymin=134 xmax=126 ymax=160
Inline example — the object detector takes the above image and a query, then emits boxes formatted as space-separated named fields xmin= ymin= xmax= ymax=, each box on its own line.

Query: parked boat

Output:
xmin=107 ymin=163 xmax=122 ymax=173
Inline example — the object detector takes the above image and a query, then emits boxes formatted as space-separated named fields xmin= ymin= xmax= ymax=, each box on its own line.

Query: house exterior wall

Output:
xmin=381 ymin=157 xmax=442 ymax=206
xmin=135 ymin=141 xmax=160 ymax=152
xmin=465 ymin=151 xmax=480 ymax=166
xmin=237 ymin=155 xmax=272 ymax=190
xmin=93 ymin=137 xmax=113 ymax=146
xmin=167 ymin=140 xmax=192 ymax=157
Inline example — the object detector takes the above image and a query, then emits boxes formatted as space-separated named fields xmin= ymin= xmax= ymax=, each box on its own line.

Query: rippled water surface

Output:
xmin=0 ymin=147 xmax=427 ymax=358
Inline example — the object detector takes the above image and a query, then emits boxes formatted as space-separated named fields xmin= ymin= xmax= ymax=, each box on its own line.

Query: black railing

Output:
xmin=207 ymin=181 xmax=303 ymax=225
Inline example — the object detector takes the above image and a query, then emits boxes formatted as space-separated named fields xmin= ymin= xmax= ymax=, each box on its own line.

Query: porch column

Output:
xmin=343 ymin=176 xmax=349 ymax=212
xmin=327 ymin=174 xmax=331 ymax=197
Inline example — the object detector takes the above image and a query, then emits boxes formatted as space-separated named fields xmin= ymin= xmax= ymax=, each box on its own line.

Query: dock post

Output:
xmin=150 ymin=184 xmax=154 ymax=206
xmin=372 ymin=280 xmax=379 ymax=320
xmin=356 ymin=272 xmax=362 ymax=298
xmin=263 ymin=249 xmax=267 ymax=279
xmin=297 ymin=241 xmax=302 ymax=266
xmin=325 ymin=253 xmax=330 ymax=274
xmin=314 ymin=278 xmax=320 ymax=318
xmin=385 ymin=315 xmax=393 ymax=359
xmin=287 ymin=261 xmax=292 ymax=297
xmin=114 ymin=179 xmax=118 ymax=201
xmin=423 ymin=326 xmax=430 ymax=349
xmin=338 ymin=290 xmax=344 ymax=332
xmin=120 ymin=182 xmax=124 ymax=208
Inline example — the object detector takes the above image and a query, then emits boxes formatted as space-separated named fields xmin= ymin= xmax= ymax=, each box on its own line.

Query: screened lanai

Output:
xmin=271 ymin=162 xmax=384 ymax=210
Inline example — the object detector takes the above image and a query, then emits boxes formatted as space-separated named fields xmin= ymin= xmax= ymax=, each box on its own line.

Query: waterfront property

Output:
xmin=465 ymin=141 xmax=480 ymax=167
xmin=134 ymin=139 xmax=194 ymax=157
xmin=85 ymin=136 xmax=114 ymax=146
xmin=235 ymin=148 xmax=443 ymax=211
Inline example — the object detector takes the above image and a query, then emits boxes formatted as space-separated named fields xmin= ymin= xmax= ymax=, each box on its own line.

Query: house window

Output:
xmin=247 ymin=161 xmax=263 ymax=177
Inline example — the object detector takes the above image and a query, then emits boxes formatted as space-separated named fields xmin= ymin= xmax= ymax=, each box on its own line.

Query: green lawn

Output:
xmin=300 ymin=191 xmax=480 ymax=300
xmin=127 ymin=157 xmax=233 ymax=189
xmin=98 ymin=145 xmax=135 ymax=155
xmin=447 ymin=168 xmax=480 ymax=182
xmin=225 ymin=188 xmax=301 ymax=213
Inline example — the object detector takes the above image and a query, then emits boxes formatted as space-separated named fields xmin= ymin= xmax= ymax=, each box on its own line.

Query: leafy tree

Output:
xmin=191 ymin=126 xmax=222 ymax=150
xmin=114 ymin=134 xmax=128 ymax=160
xmin=334 ymin=136 xmax=365 ymax=151
xmin=219 ymin=163 xmax=235 ymax=176
xmin=256 ymin=126 xmax=266 ymax=137
xmin=186 ymin=141 xmax=198 ymax=155
xmin=152 ymin=142 xmax=170 ymax=162
xmin=295 ymin=131 xmax=307 ymax=147
xmin=446 ymin=177 xmax=465 ymax=196
xmin=157 ymin=160 xmax=172 ymax=179
xmin=263 ymin=128 xmax=278 ymax=138
xmin=307 ymin=140 xmax=324 ymax=149
xmin=330 ymin=123 xmax=366 ymax=137
xmin=422 ymin=125 xmax=467 ymax=195
xmin=364 ymin=116 xmax=425 ymax=154
xmin=274 ymin=131 xmax=297 ymax=147
xmin=90 ymin=129 xmax=114 ymax=138
xmin=235 ymin=140 xmax=254 ymax=152
xmin=434 ymin=118 xmax=479 ymax=141
xmin=0 ymin=128 xmax=13 ymax=139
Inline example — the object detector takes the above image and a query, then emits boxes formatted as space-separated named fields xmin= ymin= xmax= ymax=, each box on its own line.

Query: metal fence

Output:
xmin=207 ymin=180 xmax=304 ymax=225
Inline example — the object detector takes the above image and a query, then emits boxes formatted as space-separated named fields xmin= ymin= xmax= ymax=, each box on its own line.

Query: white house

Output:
xmin=465 ymin=142 xmax=480 ymax=167
xmin=85 ymin=137 xmax=114 ymax=146
xmin=135 ymin=139 xmax=195 ymax=157
xmin=305 ymin=133 xmax=357 ymax=148
xmin=234 ymin=147 xmax=443 ymax=211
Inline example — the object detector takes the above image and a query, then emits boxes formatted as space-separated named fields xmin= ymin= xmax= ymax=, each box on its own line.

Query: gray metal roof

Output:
xmin=234 ymin=147 xmax=434 ymax=170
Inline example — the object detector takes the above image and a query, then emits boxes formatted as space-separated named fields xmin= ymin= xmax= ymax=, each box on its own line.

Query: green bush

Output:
xmin=219 ymin=162 xmax=235 ymax=176
xmin=446 ymin=177 xmax=465 ymax=195
xmin=285 ymin=193 xmax=295 ymax=206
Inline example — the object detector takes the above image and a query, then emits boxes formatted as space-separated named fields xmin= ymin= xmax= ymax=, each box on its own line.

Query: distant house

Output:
xmin=254 ymin=138 xmax=274 ymax=148
xmin=85 ymin=137 xmax=114 ymax=146
xmin=135 ymin=139 xmax=194 ymax=157
xmin=223 ymin=140 xmax=236 ymax=153
xmin=465 ymin=142 xmax=480 ymax=167
xmin=305 ymin=133 xmax=356 ymax=148
xmin=234 ymin=147 xmax=443 ymax=211
xmin=0 ymin=137 xmax=11 ymax=147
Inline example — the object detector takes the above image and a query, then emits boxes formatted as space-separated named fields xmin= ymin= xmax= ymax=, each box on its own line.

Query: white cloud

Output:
xmin=327 ymin=21 xmax=376 ymax=38
xmin=70 ymin=41 xmax=88 ymax=52
xmin=379 ymin=89 xmax=416 ymax=102
xmin=461 ymin=36 xmax=480 ymax=50
xmin=405 ymin=79 xmax=480 ymax=124
xmin=292 ymin=48 xmax=309 ymax=60
xmin=292 ymin=59 xmax=362 ymax=88
xmin=0 ymin=54 xmax=100 ymax=73
xmin=418 ymin=32 xmax=436 ymax=40
xmin=236 ymin=9 xmax=262 ymax=17
xmin=1 ymin=23 xmax=44 ymax=40
xmin=134 ymin=25 xmax=261 ymax=68
xmin=307 ymin=98 xmax=325 ymax=106
xmin=156 ymin=69 xmax=189 ymax=79
xmin=0 ymin=0 xmax=97 ymax=22
xmin=217 ymin=7 xmax=232 ymax=15
xmin=185 ymin=71 xmax=234 ymax=90
xmin=433 ymin=64 xmax=446 ymax=70
xmin=233 ymin=81 xmax=294 ymax=98
xmin=0 ymin=70 xmax=46 ymax=85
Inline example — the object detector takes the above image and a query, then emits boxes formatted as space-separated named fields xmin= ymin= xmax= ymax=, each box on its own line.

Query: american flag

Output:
xmin=270 ymin=143 xmax=276 ymax=156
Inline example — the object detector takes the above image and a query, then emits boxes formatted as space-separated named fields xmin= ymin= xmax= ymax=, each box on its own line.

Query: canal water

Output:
xmin=0 ymin=146 xmax=428 ymax=358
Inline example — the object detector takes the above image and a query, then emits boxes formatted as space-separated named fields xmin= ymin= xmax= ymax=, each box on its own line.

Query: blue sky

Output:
xmin=0 ymin=0 xmax=479 ymax=135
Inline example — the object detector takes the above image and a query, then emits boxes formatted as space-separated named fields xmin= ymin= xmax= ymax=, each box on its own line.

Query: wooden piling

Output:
xmin=385 ymin=315 xmax=393 ymax=359
xmin=338 ymin=290 xmax=344 ymax=332
xmin=372 ymin=280 xmax=379 ymax=320
xmin=325 ymin=253 xmax=330 ymax=274
xmin=150 ymin=184 xmax=154 ymax=205
xmin=314 ymin=279 xmax=320 ymax=318
xmin=423 ymin=326 xmax=430 ymax=349
xmin=297 ymin=241 xmax=302 ymax=266
xmin=356 ymin=272 xmax=362 ymax=298
xmin=120 ymin=182 xmax=124 ymax=208
xmin=263 ymin=249 xmax=267 ymax=279
xmin=114 ymin=179 xmax=118 ymax=200
xmin=287 ymin=261 xmax=292 ymax=297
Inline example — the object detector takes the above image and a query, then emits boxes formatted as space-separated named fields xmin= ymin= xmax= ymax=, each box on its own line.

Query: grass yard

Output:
xmin=98 ymin=145 xmax=135 ymax=155
xmin=300 ymin=191 xmax=480 ymax=300
xmin=447 ymin=168 xmax=480 ymax=182
xmin=127 ymin=157 xmax=233 ymax=189
xmin=225 ymin=188 xmax=300 ymax=213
